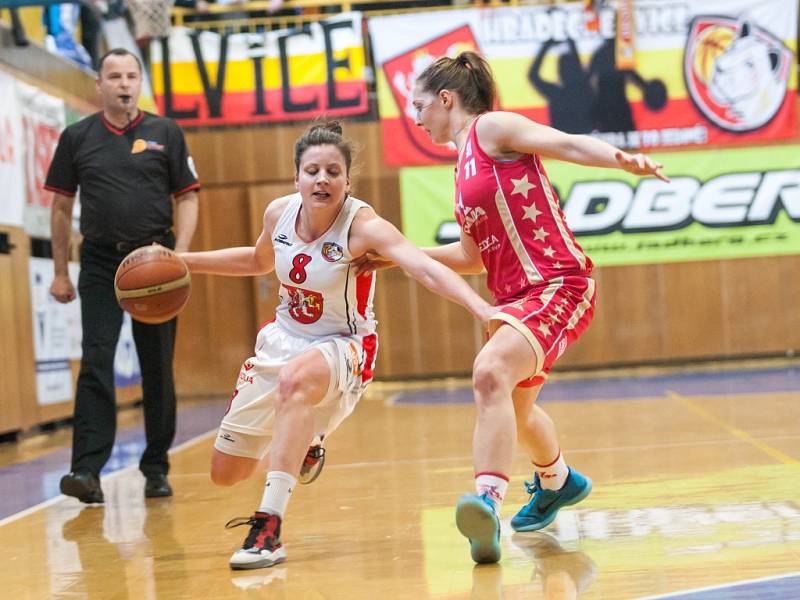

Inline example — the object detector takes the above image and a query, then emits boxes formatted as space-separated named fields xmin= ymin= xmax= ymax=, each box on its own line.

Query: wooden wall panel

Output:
xmin=0 ymin=228 xmax=26 ymax=433
xmin=247 ymin=184 xmax=292 ymax=327
xmin=721 ymin=256 xmax=800 ymax=355
xmin=778 ymin=256 xmax=800 ymax=352
xmin=174 ymin=186 xmax=256 ymax=396
xmin=661 ymin=261 xmax=725 ymax=358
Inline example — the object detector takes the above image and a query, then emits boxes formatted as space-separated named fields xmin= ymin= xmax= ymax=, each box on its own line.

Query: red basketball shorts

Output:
xmin=489 ymin=276 xmax=596 ymax=388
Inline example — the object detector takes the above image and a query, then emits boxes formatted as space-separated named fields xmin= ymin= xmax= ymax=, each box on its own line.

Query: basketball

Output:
xmin=114 ymin=244 xmax=191 ymax=324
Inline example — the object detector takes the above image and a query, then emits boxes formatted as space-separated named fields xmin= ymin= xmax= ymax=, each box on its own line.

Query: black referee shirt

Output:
xmin=44 ymin=111 xmax=200 ymax=245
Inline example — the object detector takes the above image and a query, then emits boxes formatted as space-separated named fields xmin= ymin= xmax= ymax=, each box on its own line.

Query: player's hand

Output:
xmin=50 ymin=275 xmax=76 ymax=304
xmin=475 ymin=302 xmax=497 ymax=328
xmin=352 ymin=251 xmax=395 ymax=276
xmin=615 ymin=151 xmax=670 ymax=183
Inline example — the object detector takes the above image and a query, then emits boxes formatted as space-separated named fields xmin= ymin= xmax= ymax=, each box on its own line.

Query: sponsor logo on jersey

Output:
xmin=284 ymin=284 xmax=324 ymax=324
xmin=274 ymin=233 xmax=293 ymax=246
xmin=321 ymin=241 xmax=344 ymax=262
xmin=131 ymin=139 xmax=166 ymax=153
xmin=237 ymin=361 xmax=255 ymax=385
xmin=478 ymin=234 xmax=500 ymax=253
xmin=460 ymin=205 xmax=488 ymax=233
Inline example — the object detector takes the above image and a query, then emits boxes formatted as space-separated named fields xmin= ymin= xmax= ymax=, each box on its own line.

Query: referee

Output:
xmin=44 ymin=48 xmax=200 ymax=503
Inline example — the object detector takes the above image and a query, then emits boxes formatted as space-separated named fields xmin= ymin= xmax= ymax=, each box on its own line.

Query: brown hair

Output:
xmin=416 ymin=51 xmax=496 ymax=115
xmin=97 ymin=48 xmax=142 ymax=76
xmin=294 ymin=120 xmax=355 ymax=174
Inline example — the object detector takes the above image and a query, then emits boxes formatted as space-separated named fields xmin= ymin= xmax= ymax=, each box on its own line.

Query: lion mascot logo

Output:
xmin=684 ymin=17 xmax=792 ymax=132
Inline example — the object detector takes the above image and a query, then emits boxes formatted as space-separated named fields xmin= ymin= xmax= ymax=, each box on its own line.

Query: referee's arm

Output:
xmin=50 ymin=193 xmax=77 ymax=303
xmin=173 ymin=190 xmax=199 ymax=254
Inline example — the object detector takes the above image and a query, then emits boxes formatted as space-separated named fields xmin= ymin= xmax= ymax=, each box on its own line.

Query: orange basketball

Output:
xmin=114 ymin=244 xmax=191 ymax=324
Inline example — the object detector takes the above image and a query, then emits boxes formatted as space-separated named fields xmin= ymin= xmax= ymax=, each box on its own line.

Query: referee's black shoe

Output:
xmin=144 ymin=473 xmax=173 ymax=498
xmin=60 ymin=470 xmax=104 ymax=504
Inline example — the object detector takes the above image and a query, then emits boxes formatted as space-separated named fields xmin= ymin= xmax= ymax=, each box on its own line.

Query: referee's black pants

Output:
xmin=71 ymin=238 xmax=177 ymax=479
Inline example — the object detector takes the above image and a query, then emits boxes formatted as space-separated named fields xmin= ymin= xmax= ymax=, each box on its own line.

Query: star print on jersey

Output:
xmin=533 ymin=227 xmax=549 ymax=242
xmin=554 ymin=305 xmax=565 ymax=314
xmin=521 ymin=202 xmax=543 ymax=223
xmin=510 ymin=174 xmax=536 ymax=198
xmin=543 ymin=247 xmax=556 ymax=258
xmin=537 ymin=321 xmax=552 ymax=336
xmin=553 ymin=261 xmax=563 ymax=269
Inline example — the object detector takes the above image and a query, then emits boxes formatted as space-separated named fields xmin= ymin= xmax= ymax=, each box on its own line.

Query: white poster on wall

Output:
xmin=114 ymin=312 xmax=141 ymax=388
xmin=29 ymin=257 xmax=82 ymax=405
xmin=17 ymin=81 xmax=66 ymax=239
xmin=0 ymin=71 xmax=26 ymax=227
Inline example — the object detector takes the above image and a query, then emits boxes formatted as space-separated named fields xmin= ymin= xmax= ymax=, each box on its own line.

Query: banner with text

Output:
xmin=29 ymin=258 xmax=81 ymax=405
xmin=369 ymin=0 xmax=797 ymax=166
xmin=399 ymin=145 xmax=800 ymax=266
xmin=0 ymin=72 xmax=25 ymax=227
xmin=150 ymin=14 xmax=369 ymax=126
xmin=17 ymin=81 xmax=66 ymax=238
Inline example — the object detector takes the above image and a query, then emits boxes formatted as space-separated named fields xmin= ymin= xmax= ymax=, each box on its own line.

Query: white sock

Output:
xmin=258 ymin=471 xmax=297 ymax=519
xmin=475 ymin=472 xmax=509 ymax=511
xmin=535 ymin=451 xmax=569 ymax=491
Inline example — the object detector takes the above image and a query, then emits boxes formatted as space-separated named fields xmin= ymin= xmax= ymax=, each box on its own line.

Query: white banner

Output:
xmin=29 ymin=257 xmax=81 ymax=405
xmin=0 ymin=71 xmax=26 ymax=227
xmin=114 ymin=313 xmax=141 ymax=388
xmin=17 ymin=81 xmax=66 ymax=238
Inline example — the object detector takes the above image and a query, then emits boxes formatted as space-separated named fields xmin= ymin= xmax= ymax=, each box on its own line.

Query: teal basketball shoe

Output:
xmin=455 ymin=492 xmax=502 ymax=564
xmin=510 ymin=468 xmax=592 ymax=532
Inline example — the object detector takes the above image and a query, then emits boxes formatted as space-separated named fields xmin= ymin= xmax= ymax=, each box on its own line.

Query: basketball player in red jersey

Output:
xmin=359 ymin=51 xmax=667 ymax=564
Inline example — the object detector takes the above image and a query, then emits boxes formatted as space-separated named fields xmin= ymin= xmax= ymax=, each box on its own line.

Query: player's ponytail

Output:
xmin=416 ymin=51 xmax=496 ymax=115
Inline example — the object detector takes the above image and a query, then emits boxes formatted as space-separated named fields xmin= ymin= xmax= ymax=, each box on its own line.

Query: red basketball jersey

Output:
xmin=455 ymin=114 xmax=593 ymax=304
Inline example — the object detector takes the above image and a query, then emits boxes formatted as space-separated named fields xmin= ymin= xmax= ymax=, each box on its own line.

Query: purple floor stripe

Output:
xmin=0 ymin=399 xmax=224 ymax=521
xmin=393 ymin=367 xmax=800 ymax=405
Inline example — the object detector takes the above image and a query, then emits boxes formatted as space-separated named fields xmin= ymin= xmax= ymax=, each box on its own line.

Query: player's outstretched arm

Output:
xmin=351 ymin=209 xmax=494 ymax=325
xmin=353 ymin=225 xmax=484 ymax=276
xmin=481 ymin=111 xmax=669 ymax=182
xmin=180 ymin=196 xmax=287 ymax=276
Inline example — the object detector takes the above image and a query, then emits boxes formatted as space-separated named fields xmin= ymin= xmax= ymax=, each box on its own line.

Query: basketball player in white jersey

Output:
xmin=180 ymin=122 xmax=495 ymax=570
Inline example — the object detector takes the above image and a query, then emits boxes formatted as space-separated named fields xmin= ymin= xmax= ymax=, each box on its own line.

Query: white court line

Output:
xmin=637 ymin=571 xmax=800 ymax=599
xmin=0 ymin=429 xmax=218 ymax=528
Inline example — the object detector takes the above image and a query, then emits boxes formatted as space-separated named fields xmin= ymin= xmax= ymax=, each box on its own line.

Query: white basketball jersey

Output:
xmin=272 ymin=193 xmax=377 ymax=339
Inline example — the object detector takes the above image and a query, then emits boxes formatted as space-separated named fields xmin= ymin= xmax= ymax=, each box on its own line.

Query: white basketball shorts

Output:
xmin=214 ymin=321 xmax=377 ymax=459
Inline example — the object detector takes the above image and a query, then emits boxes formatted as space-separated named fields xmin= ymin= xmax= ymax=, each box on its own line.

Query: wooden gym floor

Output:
xmin=1 ymin=360 xmax=799 ymax=599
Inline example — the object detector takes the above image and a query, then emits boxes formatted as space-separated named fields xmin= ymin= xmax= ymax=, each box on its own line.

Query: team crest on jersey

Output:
xmin=321 ymin=242 xmax=344 ymax=262
xmin=284 ymin=284 xmax=324 ymax=324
